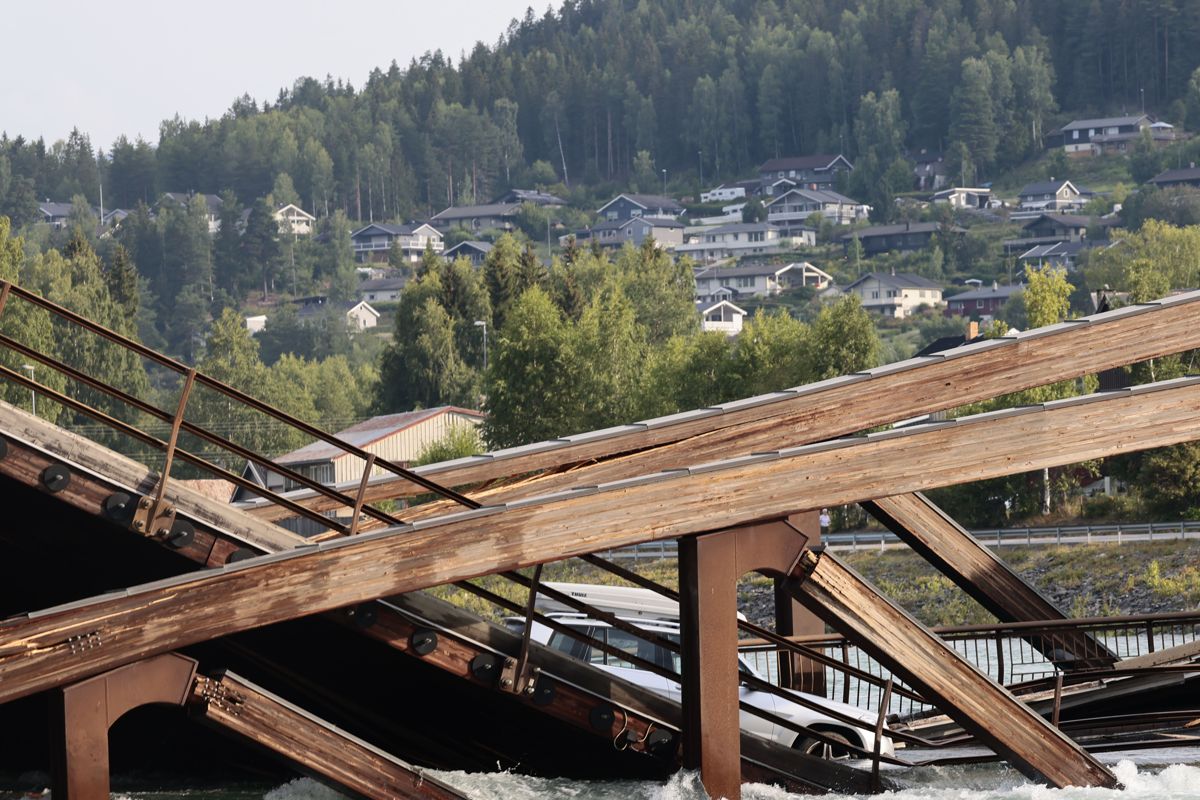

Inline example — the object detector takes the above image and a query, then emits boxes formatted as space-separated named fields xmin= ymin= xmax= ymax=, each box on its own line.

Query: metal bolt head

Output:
xmin=133 ymin=520 xmax=145 ymax=531
xmin=139 ymin=497 xmax=152 ymax=509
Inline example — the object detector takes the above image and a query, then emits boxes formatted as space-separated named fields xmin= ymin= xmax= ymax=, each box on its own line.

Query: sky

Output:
xmin=1 ymin=0 xmax=538 ymax=151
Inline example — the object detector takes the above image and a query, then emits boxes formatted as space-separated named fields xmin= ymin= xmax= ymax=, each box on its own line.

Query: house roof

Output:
xmin=1018 ymin=241 xmax=1092 ymax=260
xmin=444 ymin=240 xmax=494 ymax=257
xmin=845 ymin=272 xmax=943 ymax=291
xmin=596 ymin=193 xmax=685 ymax=215
xmin=633 ymin=216 xmax=685 ymax=229
xmin=350 ymin=222 xmax=438 ymax=239
xmin=704 ymin=222 xmax=779 ymax=235
xmin=758 ymin=154 xmax=852 ymax=173
xmin=274 ymin=203 xmax=315 ymax=220
xmin=38 ymin=201 xmax=75 ymax=218
xmin=357 ymin=277 xmax=408 ymax=292
xmin=1022 ymin=214 xmax=1092 ymax=229
xmin=431 ymin=203 xmax=521 ymax=221
xmin=767 ymin=187 xmax=864 ymax=206
xmin=277 ymin=406 xmax=485 ymax=465
xmin=1060 ymin=115 xmax=1149 ymax=132
xmin=1148 ymin=166 xmax=1200 ymax=185
xmin=495 ymin=188 xmax=566 ymax=205
xmin=1018 ymin=180 xmax=1079 ymax=197
xmin=696 ymin=299 xmax=747 ymax=315
xmin=947 ymin=283 xmax=1024 ymax=302
xmin=839 ymin=222 xmax=953 ymax=239
xmin=695 ymin=263 xmax=795 ymax=280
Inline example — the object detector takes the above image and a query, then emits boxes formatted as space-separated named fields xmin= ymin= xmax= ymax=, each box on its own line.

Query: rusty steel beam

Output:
xmin=242 ymin=292 xmax=1200 ymax=519
xmin=189 ymin=671 xmax=469 ymax=800
xmin=787 ymin=549 xmax=1119 ymax=789
xmin=3 ymin=377 xmax=1200 ymax=703
xmin=49 ymin=653 xmax=198 ymax=800
xmin=863 ymin=493 xmax=1118 ymax=670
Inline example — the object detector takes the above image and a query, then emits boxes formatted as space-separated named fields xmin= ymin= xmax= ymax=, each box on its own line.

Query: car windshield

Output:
xmin=548 ymin=625 xmax=765 ymax=680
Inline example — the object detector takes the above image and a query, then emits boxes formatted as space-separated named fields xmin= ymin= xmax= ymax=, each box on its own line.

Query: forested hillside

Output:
xmin=5 ymin=0 xmax=1200 ymax=226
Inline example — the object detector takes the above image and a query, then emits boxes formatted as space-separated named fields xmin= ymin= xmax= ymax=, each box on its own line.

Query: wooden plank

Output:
xmin=241 ymin=293 xmax=1200 ymax=520
xmin=786 ymin=549 xmax=1119 ymax=789
xmin=3 ymin=377 xmax=1200 ymax=703
xmin=863 ymin=493 xmax=1118 ymax=669
xmin=189 ymin=671 xmax=469 ymax=800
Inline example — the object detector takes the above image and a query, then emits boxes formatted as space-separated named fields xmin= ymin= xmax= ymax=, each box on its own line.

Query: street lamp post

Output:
xmin=698 ymin=150 xmax=703 ymax=186
xmin=21 ymin=364 xmax=35 ymax=416
xmin=661 ymin=168 xmax=667 ymax=195
xmin=473 ymin=320 xmax=488 ymax=372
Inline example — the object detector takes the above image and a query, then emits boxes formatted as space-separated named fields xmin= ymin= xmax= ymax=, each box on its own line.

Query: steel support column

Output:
xmin=679 ymin=520 xmax=809 ymax=800
xmin=49 ymin=653 xmax=198 ymax=800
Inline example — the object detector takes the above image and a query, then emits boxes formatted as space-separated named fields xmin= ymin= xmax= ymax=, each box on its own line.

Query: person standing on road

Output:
xmin=819 ymin=508 xmax=831 ymax=537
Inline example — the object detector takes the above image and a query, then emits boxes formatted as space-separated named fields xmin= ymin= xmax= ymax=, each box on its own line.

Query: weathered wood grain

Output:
xmin=787 ymin=549 xmax=1119 ymax=789
xmin=3 ymin=377 xmax=1200 ymax=703
xmin=863 ymin=493 xmax=1117 ymax=669
xmin=190 ymin=671 xmax=469 ymax=800
xmin=242 ymin=293 xmax=1200 ymax=521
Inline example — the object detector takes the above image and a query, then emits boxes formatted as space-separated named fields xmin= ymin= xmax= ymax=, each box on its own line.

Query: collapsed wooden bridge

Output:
xmin=1 ymin=280 xmax=1199 ymax=799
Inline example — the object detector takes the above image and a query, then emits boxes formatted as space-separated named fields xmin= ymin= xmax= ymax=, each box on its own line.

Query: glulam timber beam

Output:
xmin=863 ymin=493 xmax=1118 ymax=670
xmin=787 ymin=549 xmax=1119 ymax=789
xmin=189 ymin=671 xmax=470 ymax=800
xmin=242 ymin=292 xmax=1200 ymax=520
xmin=4 ymin=377 xmax=1200 ymax=703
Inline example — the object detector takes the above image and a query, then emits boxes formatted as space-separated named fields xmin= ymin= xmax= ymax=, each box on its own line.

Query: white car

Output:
xmin=515 ymin=611 xmax=894 ymax=760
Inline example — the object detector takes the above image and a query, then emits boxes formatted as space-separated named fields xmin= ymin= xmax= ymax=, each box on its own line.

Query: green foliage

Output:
xmin=1086 ymin=220 xmax=1200 ymax=301
xmin=414 ymin=424 xmax=485 ymax=467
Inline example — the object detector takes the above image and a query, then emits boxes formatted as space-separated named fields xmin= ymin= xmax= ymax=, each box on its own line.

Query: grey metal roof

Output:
xmin=768 ymin=188 xmax=863 ymax=206
xmin=1022 ymin=214 xmax=1092 ymax=229
xmin=839 ymin=222 xmax=950 ymax=239
xmin=844 ymin=271 xmax=943 ymax=290
xmin=357 ymin=277 xmax=408 ymax=292
xmin=695 ymin=263 xmax=795 ymax=279
xmin=1060 ymin=115 xmax=1149 ymax=131
xmin=444 ymin=240 xmax=494 ymax=256
xmin=1148 ymin=167 xmax=1200 ymax=184
xmin=758 ymin=154 xmax=852 ymax=172
xmin=947 ymin=284 xmax=1024 ymax=302
xmin=703 ymin=222 xmax=779 ymax=235
xmin=277 ymin=407 xmax=484 ymax=465
xmin=431 ymin=203 xmax=521 ymax=221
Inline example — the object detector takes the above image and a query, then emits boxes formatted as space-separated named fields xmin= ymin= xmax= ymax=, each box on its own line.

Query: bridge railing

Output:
xmin=0 ymin=280 xmax=476 ymax=545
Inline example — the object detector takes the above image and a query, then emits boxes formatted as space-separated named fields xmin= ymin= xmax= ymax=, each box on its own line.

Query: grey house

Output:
xmin=596 ymin=193 xmax=685 ymax=222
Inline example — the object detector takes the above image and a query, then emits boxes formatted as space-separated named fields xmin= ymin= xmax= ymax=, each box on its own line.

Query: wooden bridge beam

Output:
xmin=49 ymin=653 xmax=198 ymax=800
xmin=3 ymin=377 xmax=1200 ymax=704
xmin=862 ymin=493 xmax=1118 ymax=669
xmin=244 ymin=293 xmax=1200 ymax=518
xmin=787 ymin=548 xmax=1119 ymax=789
xmin=189 ymin=671 xmax=468 ymax=800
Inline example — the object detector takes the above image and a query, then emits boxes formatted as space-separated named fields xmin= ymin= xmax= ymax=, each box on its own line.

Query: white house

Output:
xmin=766 ymin=188 xmax=870 ymax=226
xmin=932 ymin=187 xmax=993 ymax=209
xmin=273 ymin=203 xmax=316 ymax=236
xmin=245 ymin=315 xmax=268 ymax=334
xmin=576 ymin=217 xmax=685 ymax=250
xmin=351 ymin=223 xmax=443 ymax=263
xmin=1016 ymin=180 xmax=1091 ymax=214
xmin=676 ymin=222 xmax=785 ymax=264
xmin=358 ymin=277 xmax=407 ymax=303
xmin=697 ymin=299 xmax=747 ymax=336
xmin=693 ymin=262 xmax=799 ymax=302
xmin=700 ymin=184 xmax=748 ymax=203
xmin=844 ymin=272 xmax=944 ymax=318
xmin=295 ymin=298 xmax=380 ymax=331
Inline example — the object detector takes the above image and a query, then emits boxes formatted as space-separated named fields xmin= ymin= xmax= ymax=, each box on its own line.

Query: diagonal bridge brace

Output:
xmin=2 ymin=377 xmax=1200 ymax=708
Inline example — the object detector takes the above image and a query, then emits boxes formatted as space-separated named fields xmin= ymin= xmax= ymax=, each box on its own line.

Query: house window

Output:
xmin=736 ymin=276 xmax=755 ymax=288
xmin=631 ymin=209 xmax=642 ymax=217
xmin=1072 ymin=130 xmax=1079 ymax=140
xmin=871 ymin=291 xmax=879 ymax=299
xmin=976 ymin=300 xmax=984 ymax=308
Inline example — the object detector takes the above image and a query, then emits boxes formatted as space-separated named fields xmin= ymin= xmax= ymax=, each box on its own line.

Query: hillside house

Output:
xmin=597 ymin=193 xmax=685 ymax=222
xmin=1054 ymin=115 xmax=1152 ymax=155
xmin=912 ymin=150 xmax=948 ymax=191
xmin=766 ymin=187 xmax=870 ymax=226
xmin=430 ymin=203 xmax=521 ymax=233
xmin=159 ymin=192 xmax=223 ymax=233
xmin=944 ymin=283 xmax=1022 ymax=319
xmin=295 ymin=297 xmax=380 ymax=331
xmin=845 ymin=272 xmax=944 ymax=318
xmin=840 ymin=222 xmax=960 ymax=256
xmin=273 ymin=203 xmax=316 ymax=236
xmin=696 ymin=299 xmax=747 ymax=336
xmin=1147 ymin=165 xmax=1200 ymax=189
xmin=693 ymin=262 xmax=803 ymax=302
xmin=757 ymin=154 xmax=853 ymax=193
xmin=357 ymin=277 xmax=407 ymax=303
xmin=351 ymin=223 xmax=443 ymax=263
xmin=493 ymin=188 xmax=565 ymax=207
xmin=1016 ymin=180 xmax=1090 ymax=213
xmin=932 ymin=187 xmax=992 ymax=209
xmin=36 ymin=201 xmax=75 ymax=228
xmin=443 ymin=240 xmax=494 ymax=266
xmin=246 ymin=406 xmax=485 ymax=498
xmin=675 ymin=222 xmax=784 ymax=263
xmin=576 ymin=217 xmax=684 ymax=249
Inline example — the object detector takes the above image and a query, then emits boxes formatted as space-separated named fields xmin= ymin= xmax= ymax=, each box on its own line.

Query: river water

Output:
xmin=5 ymin=746 xmax=1195 ymax=800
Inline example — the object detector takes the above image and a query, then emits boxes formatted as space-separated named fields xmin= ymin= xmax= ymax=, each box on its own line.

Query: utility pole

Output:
xmin=473 ymin=320 xmax=488 ymax=372
xmin=698 ymin=150 xmax=704 ymax=186
xmin=661 ymin=168 xmax=668 ymax=195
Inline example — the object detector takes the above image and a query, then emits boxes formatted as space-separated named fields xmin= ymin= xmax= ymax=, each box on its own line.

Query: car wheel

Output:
xmin=794 ymin=730 xmax=857 ymax=761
